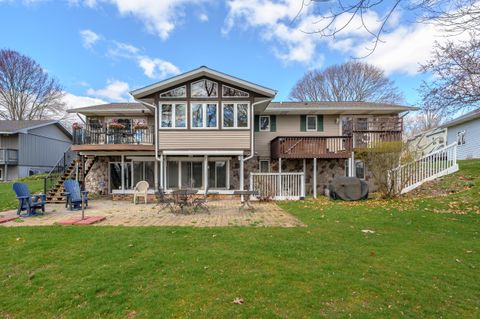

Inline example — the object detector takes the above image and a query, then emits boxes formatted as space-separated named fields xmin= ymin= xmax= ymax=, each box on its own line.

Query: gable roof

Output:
xmin=0 ymin=120 xmax=72 ymax=138
xmin=67 ymin=103 xmax=152 ymax=116
xmin=442 ymin=108 xmax=480 ymax=128
xmin=130 ymin=66 xmax=277 ymax=99
xmin=260 ymin=101 xmax=417 ymax=115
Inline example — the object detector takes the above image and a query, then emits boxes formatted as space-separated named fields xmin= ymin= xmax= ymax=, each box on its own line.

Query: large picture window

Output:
xmin=191 ymin=79 xmax=218 ymax=97
xmin=222 ymin=102 xmax=250 ymax=129
xmin=160 ymin=103 xmax=187 ymax=128
xmin=191 ymin=103 xmax=218 ymax=129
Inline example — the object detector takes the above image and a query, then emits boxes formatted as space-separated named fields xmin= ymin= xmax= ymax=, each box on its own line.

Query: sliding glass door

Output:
xmin=166 ymin=159 xmax=229 ymax=190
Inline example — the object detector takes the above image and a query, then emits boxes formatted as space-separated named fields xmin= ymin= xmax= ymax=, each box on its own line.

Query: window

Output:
xmin=191 ymin=103 xmax=218 ymax=128
xmin=259 ymin=160 xmax=270 ymax=173
xmin=109 ymin=162 xmax=132 ymax=191
xmin=133 ymin=161 xmax=155 ymax=189
xmin=306 ymin=115 xmax=317 ymax=131
xmin=356 ymin=118 xmax=369 ymax=131
xmin=222 ymin=85 xmax=249 ymax=97
xmin=159 ymin=86 xmax=186 ymax=98
xmin=260 ymin=116 xmax=270 ymax=131
xmin=345 ymin=160 xmax=365 ymax=179
xmin=160 ymin=103 xmax=187 ymax=128
xmin=208 ymin=161 xmax=228 ymax=189
xmin=457 ymin=131 xmax=466 ymax=145
xmin=222 ymin=102 xmax=250 ymax=129
xmin=191 ymin=79 xmax=218 ymax=97
xmin=181 ymin=162 xmax=203 ymax=188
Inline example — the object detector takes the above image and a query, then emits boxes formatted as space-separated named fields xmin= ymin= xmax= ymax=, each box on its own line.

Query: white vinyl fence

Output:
xmin=250 ymin=172 xmax=305 ymax=200
xmin=389 ymin=143 xmax=459 ymax=194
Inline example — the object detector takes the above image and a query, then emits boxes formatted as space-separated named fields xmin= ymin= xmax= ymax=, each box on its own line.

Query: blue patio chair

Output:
xmin=12 ymin=182 xmax=46 ymax=217
xmin=64 ymin=179 xmax=89 ymax=211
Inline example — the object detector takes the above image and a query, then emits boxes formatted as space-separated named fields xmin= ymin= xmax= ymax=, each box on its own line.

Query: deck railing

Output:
xmin=250 ymin=172 xmax=305 ymax=200
xmin=43 ymin=146 xmax=77 ymax=195
xmin=0 ymin=149 xmax=18 ymax=165
xmin=73 ymin=125 xmax=154 ymax=145
xmin=388 ymin=143 xmax=459 ymax=194
xmin=271 ymin=136 xmax=352 ymax=159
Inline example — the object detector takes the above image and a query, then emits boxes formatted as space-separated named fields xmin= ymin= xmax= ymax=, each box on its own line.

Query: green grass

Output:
xmin=0 ymin=174 xmax=46 ymax=211
xmin=1 ymin=161 xmax=480 ymax=318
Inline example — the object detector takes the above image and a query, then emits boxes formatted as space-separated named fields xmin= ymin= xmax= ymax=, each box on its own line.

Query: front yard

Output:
xmin=0 ymin=161 xmax=479 ymax=318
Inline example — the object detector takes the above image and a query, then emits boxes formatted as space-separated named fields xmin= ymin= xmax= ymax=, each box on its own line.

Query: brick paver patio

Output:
xmin=0 ymin=199 xmax=305 ymax=227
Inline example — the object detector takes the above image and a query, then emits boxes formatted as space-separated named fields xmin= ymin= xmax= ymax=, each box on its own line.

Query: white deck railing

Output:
xmin=250 ymin=172 xmax=305 ymax=200
xmin=389 ymin=143 xmax=459 ymax=194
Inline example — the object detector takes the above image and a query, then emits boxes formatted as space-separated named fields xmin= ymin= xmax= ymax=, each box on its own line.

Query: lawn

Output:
xmin=0 ymin=174 xmax=45 ymax=211
xmin=0 ymin=161 xmax=479 ymax=318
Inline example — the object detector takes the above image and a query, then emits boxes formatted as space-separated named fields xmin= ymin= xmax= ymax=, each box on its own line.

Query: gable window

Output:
xmin=222 ymin=85 xmax=249 ymax=97
xmin=306 ymin=115 xmax=317 ymax=131
xmin=260 ymin=116 xmax=270 ymax=131
xmin=191 ymin=79 xmax=218 ymax=98
xmin=159 ymin=86 xmax=186 ymax=98
xmin=160 ymin=103 xmax=187 ymax=128
xmin=259 ymin=160 xmax=270 ymax=173
xmin=191 ymin=103 xmax=218 ymax=129
xmin=457 ymin=131 xmax=466 ymax=145
xmin=222 ymin=102 xmax=250 ymax=129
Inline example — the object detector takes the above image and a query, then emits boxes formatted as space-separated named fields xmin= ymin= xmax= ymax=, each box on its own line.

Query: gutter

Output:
xmin=243 ymin=97 xmax=273 ymax=162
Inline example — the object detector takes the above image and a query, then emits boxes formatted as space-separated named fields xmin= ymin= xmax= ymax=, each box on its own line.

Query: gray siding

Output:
xmin=29 ymin=125 xmax=71 ymax=142
xmin=446 ymin=119 xmax=480 ymax=160
xmin=17 ymin=132 xmax=71 ymax=166
xmin=0 ymin=134 xmax=19 ymax=149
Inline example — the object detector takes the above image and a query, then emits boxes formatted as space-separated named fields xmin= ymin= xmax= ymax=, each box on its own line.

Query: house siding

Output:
xmin=446 ymin=118 xmax=480 ymax=160
xmin=255 ymin=115 xmax=340 ymax=157
xmin=159 ymin=130 xmax=250 ymax=150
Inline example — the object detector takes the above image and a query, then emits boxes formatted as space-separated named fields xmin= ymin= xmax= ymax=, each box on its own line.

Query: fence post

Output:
xmin=301 ymin=173 xmax=305 ymax=199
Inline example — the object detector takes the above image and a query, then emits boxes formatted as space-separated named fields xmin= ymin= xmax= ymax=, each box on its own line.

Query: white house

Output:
xmin=443 ymin=109 xmax=480 ymax=160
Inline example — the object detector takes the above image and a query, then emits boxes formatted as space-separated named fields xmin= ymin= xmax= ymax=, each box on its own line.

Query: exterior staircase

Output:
xmin=389 ymin=143 xmax=459 ymax=194
xmin=46 ymin=161 xmax=79 ymax=203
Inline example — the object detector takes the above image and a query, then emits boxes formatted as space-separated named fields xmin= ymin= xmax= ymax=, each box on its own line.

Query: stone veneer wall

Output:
xmin=84 ymin=157 xmax=110 ymax=195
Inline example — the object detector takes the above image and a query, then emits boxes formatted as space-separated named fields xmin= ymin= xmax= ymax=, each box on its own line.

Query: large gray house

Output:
xmin=443 ymin=108 xmax=480 ymax=160
xmin=0 ymin=120 xmax=72 ymax=181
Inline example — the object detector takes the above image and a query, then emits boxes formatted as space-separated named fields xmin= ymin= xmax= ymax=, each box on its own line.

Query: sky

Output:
xmin=0 ymin=0 xmax=456 ymax=110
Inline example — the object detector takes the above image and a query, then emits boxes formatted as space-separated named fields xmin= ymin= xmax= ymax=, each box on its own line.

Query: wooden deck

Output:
xmin=271 ymin=136 xmax=353 ymax=159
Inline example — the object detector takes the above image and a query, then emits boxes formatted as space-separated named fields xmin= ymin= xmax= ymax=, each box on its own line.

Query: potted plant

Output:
xmin=133 ymin=121 xmax=149 ymax=130
xmin=72 ymin=122 xmax=83 ymax=130
xmin=108 ymin=119 xmax=125 ymax=130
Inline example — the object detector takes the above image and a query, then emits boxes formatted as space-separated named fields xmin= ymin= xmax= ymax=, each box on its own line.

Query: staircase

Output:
xmin=46 ymin=161 xmax=79 ymax=203
xmin=389 ymin=143 xmax=459 ymax=194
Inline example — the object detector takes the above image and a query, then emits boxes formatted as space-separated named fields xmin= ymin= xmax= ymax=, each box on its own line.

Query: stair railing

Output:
xmin=43 ymin=146 xmax=77 ymax=195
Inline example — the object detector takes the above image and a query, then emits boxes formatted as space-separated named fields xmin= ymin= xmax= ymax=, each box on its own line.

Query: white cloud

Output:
xmin=62 ymin=92 xmax=106 ymax=110
xmin=86 ymin=80 xmax=130 ymax=102
xmin=198 ymin=13 xmax=209 ymax=22
xmin=79 ymin=29 xmax=101 ymax=49
xmin=108 ymin=41 xmax=180 ymax=79
xmin=74 ymin=0 xmax=210 ymax=40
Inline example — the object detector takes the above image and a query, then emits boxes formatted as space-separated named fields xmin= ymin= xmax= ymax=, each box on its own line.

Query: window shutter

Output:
xmin=300 ymin=115 xmax=306 ymax=132
xmin=254 ymin=115 xmax=260 ymax=132
xmin=317 ymin=115 xmax=324 ymax=132
xmin=270 ymin=115 xmax=277 ymax=132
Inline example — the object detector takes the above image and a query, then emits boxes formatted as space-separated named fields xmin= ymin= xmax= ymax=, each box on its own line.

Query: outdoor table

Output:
xmin=233 ymin=190 xmax=259 ymax=211
xmin=171 ymin=189 xmax=197 ymax=213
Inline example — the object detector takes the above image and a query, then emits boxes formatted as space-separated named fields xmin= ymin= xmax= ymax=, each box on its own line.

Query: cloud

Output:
xmin=86 ymin=79 xmax=130 ymax=102
xmin=74 ymin=0 xmax=210 ymax=40
xmin=79 ymin=29 xmax=101 ymax=49
xmin=62 ymin=92 xmax=106 ymax=109
xmin=108 ymin=41 xmax=180 ymax=79
xmin=198 ymin=13 xmax=208 ymax=22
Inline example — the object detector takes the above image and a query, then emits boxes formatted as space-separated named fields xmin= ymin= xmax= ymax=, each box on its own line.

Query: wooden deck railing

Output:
xmin=72 ymin=125 xmax=154 ymax=145
xmin=271 ymin=136 xmax=353 ymax=159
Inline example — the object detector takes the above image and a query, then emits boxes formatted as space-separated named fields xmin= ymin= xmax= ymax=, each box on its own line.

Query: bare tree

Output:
xmin=0 ymin=49 xmax=65 ymax=120
xmin=297 ymin=0 xmax=480 ymax=56
xmin=403 ymin=107 xmax=446 ymax=138
xmin=419 ymin=35 xmax=480 ymax=114
xmin=289 ymin=61 xmax=404 ymax=103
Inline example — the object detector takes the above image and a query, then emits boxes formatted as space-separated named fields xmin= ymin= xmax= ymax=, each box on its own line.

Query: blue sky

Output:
xmin=0 ymin=0 xmax=447 ymax=109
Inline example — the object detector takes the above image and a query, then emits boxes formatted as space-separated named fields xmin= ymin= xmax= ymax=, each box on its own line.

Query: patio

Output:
xmin=0 ymin=199 xmax=305 ymax=227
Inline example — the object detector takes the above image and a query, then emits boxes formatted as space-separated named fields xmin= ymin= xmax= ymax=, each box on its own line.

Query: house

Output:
xmin=442 ymin=108 xmax=480 ymax=160
xmin=67 ymin=66 xmax=415 ymax=198
xmin=0 ymin=120 xmax=72 ymax=181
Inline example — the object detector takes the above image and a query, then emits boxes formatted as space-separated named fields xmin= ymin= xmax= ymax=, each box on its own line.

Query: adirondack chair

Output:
xmin=63 ymin=179 xmax=89 ymax=211
xmin=12 ymin=183 xmax=46 ymax=217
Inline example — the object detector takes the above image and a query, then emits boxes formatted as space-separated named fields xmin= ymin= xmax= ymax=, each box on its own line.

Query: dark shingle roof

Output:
xmin=66 ymin=102 xmax=147 ymax=113
xmin=0 ymin=120 xmax=57 ymax=133
xmin=268 ymin=101 xmax=411 ymax=109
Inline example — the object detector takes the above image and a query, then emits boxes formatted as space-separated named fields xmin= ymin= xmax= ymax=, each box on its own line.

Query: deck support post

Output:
xmin=349 ymin=152 xmax=355 ymax=177
xmin=4 ymin=163 xmax=7 ymax=181
xmin=239 ymin=155 xmax=244 ymax=202
xmin=313 ymin=157 xmax=317 ymax=198
xmin=154 ymin=158 xmax=159 ymax=190
xmin=121 ymin=154 xmax=125 ymax=194
xmin=204 ymin=155 xmax=208 ymax=193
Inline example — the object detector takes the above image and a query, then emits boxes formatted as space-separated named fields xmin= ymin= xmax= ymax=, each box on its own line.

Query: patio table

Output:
xmin=233 ymin=190 xmax=259 ymax=211
xmin=171 ymin=189 xmax=197 ymax=214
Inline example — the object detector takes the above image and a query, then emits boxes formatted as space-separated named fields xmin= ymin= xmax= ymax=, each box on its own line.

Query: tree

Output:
xmin=297 ymin=0 xmax=480 ymax=56
xmin=0 ymin=49 xmax=65 ymax=120
xmin=419 ymin=35 xmax=480 ymax=114
xmin=289 ymin=61 xmax=404 ymax=103
xmin=403 ymin=106 xmax=447 ymax=138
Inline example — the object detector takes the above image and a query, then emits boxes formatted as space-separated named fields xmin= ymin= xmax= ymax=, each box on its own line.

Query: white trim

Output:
xmin=221 ymin=102 xmax=251 ymax=129
xmin=162 ymin=150 xmax=244 ymax=156
xmin=190 ymin=79 xmax=219 ymax=98
xmin=306 ymin=115 xmax=317 ymax=131
xmin=159 ymin=102 xmax=188 ymax=129
xmin=259 ymin=115 xmax=271 ymax=132
xmin=190 ymin=102 xmax=219 ymax=129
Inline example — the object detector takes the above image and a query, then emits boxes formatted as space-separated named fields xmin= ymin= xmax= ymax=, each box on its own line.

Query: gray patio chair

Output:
xmin=156 ymin=187 xmax=175 ymax=213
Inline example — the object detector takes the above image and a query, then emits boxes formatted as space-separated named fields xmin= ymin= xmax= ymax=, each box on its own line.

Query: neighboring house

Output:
xmin=67 ymin=66 xmax=415 ymax=198
xmin=0 ymin=120 xmax=72 ymax=181
xmin=407 ymin=127 xmax=447 ymax=158
xmin=442 ymin=108 xmax=480 ymax=160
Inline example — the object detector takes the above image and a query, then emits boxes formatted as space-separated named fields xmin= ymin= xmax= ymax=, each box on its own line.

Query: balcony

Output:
xmin=72 ymin=125 xmax=155 ymax=152
xmin=271 ymin=136 xmax=353 ymax=159
xmin=0 ymin=149 xmax=18 ymax=165
xmin=343 ymin=117 xmax=403 ymax=148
